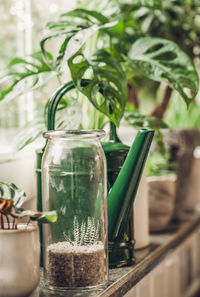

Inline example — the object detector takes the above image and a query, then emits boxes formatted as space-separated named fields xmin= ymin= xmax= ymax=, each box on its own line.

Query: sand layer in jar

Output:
xmin=46 ymin=241 xmax=106 ymax=288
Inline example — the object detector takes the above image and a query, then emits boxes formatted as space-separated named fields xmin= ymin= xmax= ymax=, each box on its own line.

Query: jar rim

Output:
xmin=43 ymin=129 xmax=106 ymax=140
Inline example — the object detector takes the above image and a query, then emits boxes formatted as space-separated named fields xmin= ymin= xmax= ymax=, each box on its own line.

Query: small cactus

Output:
xmin=64 ymin=216 xmax=100 ymax=246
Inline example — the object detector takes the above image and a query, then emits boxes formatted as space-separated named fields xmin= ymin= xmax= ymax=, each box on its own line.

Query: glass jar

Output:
xmin=41 ymin=130 xmax=108 ymax=291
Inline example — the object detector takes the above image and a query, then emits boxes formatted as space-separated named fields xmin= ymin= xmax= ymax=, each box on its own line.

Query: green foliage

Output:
xmin=124 ymin=110 xmax=168 ymax=129
xmin=128 ymin=37 xmax=199 ymax=106
xmin=146 ymin=151 xmax=176 ymax=176
xmin=40 ymin=9 xmax=117 ymax=69
xmin=124 ymin=109 xmax=168 ymax=153
xmin=40 ymin=5 xmax=199 ymax=113
xmin=0 ymin=1 xmax=199 ymax=141
xmin=0 ymin=181 xmax=57 ymax=229
xmin=68 ymin=50 xmax=127 ymax=126
xmin=117 ymin=0 xmax=162 ymax=9
xmin=81 ymin=105 xmax=108 ymax=130
xmin=164 ymin=94 xmax=200 ymax=129
xmin=0 ymin=182 xmax=26 ymax=208
xmin=0 ymin=52 xmax=54 ymax=104
xmin=132 ymin=0 xmax=200 ymax=60
xmin=16 ymin=209 xmax=58 ymax=224
xmin=40 ymin=9 xmax=127 ymax=126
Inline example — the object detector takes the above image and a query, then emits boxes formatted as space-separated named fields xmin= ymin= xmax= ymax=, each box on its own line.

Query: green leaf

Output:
xmin=0 ymin=182 xmax=26 ymax=208
xmin=107 ymin=19 xmax=125 ymax=36
xmin=32 ymin=211 xmax=58 ymax=224
xmin=15 ymin=209 xmax=58 ymax=223
xmin=68 ymin=50 xmax=127 ymax=126
xmin=128 ymin=37 xmax=199 ymax=106
xmin=65 ymin=21 xmax=117 ymax=60
xmin=124 ymin=111 xmax=168 ymax=129
xmin=40 ymin=31 xmax=75 ymax=68
xmin=40 ymin=17 xmax=117 ymax=69
xmin=0 ymin=52 xmax=55 ymax=103
xmin=14 ymin=119 xmax=45 ymax=151
xmin=164 ymin=94 xmax=200 ymax=129
xmin=118 ymin=0 xmax=162 ymax=9
xmin=61 ymin=8 xmax=109 ymax=24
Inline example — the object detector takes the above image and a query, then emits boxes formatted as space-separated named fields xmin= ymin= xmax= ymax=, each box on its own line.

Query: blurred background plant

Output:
xmin=0 ymin=0 xmax=199 ymax=153
xmin=120 ymin=0 xmax=200 ymax=118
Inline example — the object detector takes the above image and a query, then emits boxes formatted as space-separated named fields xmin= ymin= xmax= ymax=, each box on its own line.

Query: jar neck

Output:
xmin=43 ymin=130 xmax=106 ymax=141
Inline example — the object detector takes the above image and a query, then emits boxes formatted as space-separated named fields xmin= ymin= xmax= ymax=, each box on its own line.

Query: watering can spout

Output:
xmin=106 ymin=128 xmax=154 ymax=243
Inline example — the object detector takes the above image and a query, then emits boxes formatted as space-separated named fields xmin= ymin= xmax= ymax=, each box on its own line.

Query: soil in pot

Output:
xmin=46 ymin=241 xmax=106 ymax=289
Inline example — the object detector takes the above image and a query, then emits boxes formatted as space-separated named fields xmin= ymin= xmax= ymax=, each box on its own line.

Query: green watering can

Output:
xmin=36 ymin=80 xmax=154 ymax=268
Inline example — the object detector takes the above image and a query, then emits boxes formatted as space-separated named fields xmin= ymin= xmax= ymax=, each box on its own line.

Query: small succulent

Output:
xmin=64 ymin=216 xmax=100 ymax=246
xmin=0 ymin=181 xmax=57 ymax=230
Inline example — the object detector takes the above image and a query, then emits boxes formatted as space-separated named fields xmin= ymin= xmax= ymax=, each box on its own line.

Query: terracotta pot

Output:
xmin=148 ymin=175 xmax=176 ymax=232
xmin=162 ymin=128 xmax=200 ymax=220
xmin=0 ymin=224 xmax=40 ymax=297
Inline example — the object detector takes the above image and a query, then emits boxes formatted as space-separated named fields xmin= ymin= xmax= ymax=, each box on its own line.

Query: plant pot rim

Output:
xmin=0 ymin=224 xmax=38 ymax=234
xmin=147 ymin=175 xmax=177 ymax=182
xmin=161 ymin=128 xmax=200 ymax=132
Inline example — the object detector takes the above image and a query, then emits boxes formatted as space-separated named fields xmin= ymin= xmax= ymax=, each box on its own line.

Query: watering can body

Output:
xmin=102 ymin=142 xmax=134 ymax=267
xmin=36 ymin=81 xmax=154 ymax=268
xmin=102 ymin=127 xmax=154 ymax=267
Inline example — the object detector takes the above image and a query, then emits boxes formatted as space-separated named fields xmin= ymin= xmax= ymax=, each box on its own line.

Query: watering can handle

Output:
xmin=47 ymin=79 xmax=90 ymax=130
xmin=47 ymin=79 xmax=120 ymax=142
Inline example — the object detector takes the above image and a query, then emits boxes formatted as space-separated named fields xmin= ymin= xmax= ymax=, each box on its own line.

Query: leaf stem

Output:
xmin=0 ymin=214 xmax=4 ymax=230
xmin=12 ymin=218 xmax=16 ymax=230
xmin=127 ymin=83 xmax=139 ymax=108
xmin=151 ymin=86 xmax=173 ymax=119
xmin=26 ymin=218 xmax=31 ymax=228
xmin=15 ymin=217 xmax=20 ymax=230
xmin=109 ymin=121 xmax=120 ymax=142
xmin=10 ymin=214 xmax=20 ymax=229
xmin=5 ymin=215 xmax=10 ymax=229
xmin=56 ymin=74 xmax=62 ymax=85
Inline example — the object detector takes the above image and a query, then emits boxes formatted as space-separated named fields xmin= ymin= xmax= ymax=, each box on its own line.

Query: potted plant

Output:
xmin=0 ymin=181 xmax=57 ymax=297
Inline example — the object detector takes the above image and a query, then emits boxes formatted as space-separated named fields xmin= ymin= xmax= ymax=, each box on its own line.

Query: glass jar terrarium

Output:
xmin=42 ymin=130 xmax=108 ymax=291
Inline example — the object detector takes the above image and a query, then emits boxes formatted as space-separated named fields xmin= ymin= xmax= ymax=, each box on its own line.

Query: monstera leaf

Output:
xmin=61 ymin=8 xmax=109 ymax=24
xmin=68 ymin=49 xmax=127 ymax=126
xmin=40 ymin=9 xmax=117 ymax=69
xmin=0 ymin=52 xmax=55 ymax=103
xmin=128 ymin=37 xmax=199 ymax=106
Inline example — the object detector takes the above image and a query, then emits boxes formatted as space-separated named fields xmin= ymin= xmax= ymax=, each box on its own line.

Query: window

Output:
xmin=0 ymin=0 xmax=76 ymax=152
